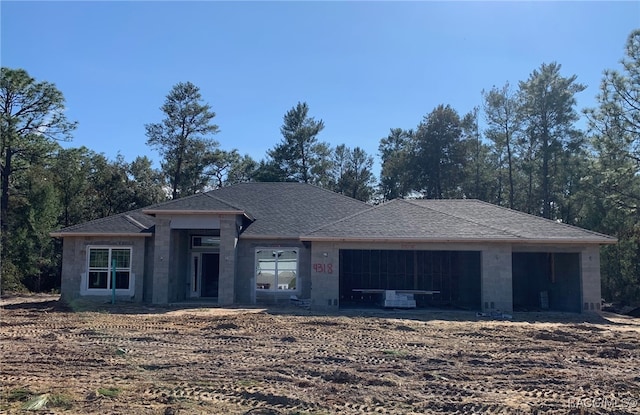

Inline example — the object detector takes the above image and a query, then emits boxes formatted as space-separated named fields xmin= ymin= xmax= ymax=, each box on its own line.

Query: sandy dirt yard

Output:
xmin=1 ymin=295 xmax=639 ymax=415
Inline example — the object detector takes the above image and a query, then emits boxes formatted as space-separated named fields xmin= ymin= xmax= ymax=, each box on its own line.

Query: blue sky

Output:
xmin=2 ymin=1 xmax=639 ymax=175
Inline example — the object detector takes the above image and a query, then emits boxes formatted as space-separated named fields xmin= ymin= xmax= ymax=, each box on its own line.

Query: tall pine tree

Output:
xmin=145 ymin=82 xmax=219 ymax=199
xmin=266 ymin=102 xmax=331 ymax=185
xmin=518 ymin=62 xmax=585 ymax=218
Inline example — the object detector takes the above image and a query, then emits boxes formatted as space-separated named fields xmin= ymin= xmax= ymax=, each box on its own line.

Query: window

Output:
xmin=87 ymin=247 xmax=132 ymax=290
xmin=256 ymin=249 xmax=298 ymax=291
xmin=192 ymin=235 xmax=220 ymax=249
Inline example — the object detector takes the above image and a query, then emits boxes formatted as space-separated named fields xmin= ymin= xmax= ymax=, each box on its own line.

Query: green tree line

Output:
xmin=2 ymin=30 xmax=639 ymax=305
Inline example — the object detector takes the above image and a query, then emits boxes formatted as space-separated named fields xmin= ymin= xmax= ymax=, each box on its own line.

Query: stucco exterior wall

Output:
xmin=59 ymin=235 xmax=148 ymax=303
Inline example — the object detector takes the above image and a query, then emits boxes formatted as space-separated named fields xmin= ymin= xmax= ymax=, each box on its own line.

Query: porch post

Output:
xmin=218 ymin=215 xmax=238 ymax=305
xmin=152 ymin=216 xmax=171 ymax=304
xmin=581 ymin=246 xmax=602 ymax=312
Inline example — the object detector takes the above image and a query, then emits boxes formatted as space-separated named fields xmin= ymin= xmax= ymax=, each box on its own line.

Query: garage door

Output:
xmin=339 ymin=250 xmax=481 ymax=309
xmin=512 ymin=252 xmax=581 ymax=312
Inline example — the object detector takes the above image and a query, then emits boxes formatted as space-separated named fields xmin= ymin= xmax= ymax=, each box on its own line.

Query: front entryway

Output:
xmin=190 ymin=252 xmax=220 ymax=298
xmin=201 ymin=253 xmax=220 ymax=298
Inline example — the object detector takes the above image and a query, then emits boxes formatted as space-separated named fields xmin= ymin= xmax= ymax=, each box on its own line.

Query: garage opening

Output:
xmin=512 ymin=252 xmax=581 ymax=312
xmin=339 ymin=250 xmax=481 ymax=309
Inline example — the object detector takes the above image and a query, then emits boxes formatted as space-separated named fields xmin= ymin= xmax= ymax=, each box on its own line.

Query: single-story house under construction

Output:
xmin=51 ymin=182 xmax=616 ymax=313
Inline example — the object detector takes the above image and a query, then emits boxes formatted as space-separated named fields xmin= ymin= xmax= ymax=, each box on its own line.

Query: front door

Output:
xmin=201 ymin=253 xmax=220 ymax=298
xmin=190 ymin=252 xmax=220 ymax=298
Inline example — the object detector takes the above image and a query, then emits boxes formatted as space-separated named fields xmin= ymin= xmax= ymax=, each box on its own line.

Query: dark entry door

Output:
xmin=201 ymin=253 xmax=220 ymax=298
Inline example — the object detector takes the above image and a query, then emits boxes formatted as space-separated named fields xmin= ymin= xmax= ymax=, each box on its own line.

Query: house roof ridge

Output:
xmin=304 ymin=199 xmax=400 ymax=235
xmin=303 ymin=182 xmax=371 ymax=207
xmin=55 ymin=208 xmax=146 ymax=233
xmin=202 ymin=191 xmax=245 ymax=211
xmin=232 ymin=181 xmax=370 ymax=206
xmin=123 ymin=213 xmax=148 ymax=230
xmin=202 ymin=191 xmax=255 ymax=220
xmin=404 ymin=199 xmax=522 ymax=238
xmin=143 ymin=192 xmax=207 ymax=211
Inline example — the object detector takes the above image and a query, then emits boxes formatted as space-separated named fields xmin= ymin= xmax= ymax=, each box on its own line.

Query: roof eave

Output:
xmin=299 ymin=236 xmax=617 ymax=245
xmin=50 ymin=232 xmax=153 ymax=238
xmin=516 ymin=238 xmax=618 ymax=245
xmin=142 ymin=209 xmax=245 ymax=215
xmin=239 ymin=234 xmax=303 ymax=240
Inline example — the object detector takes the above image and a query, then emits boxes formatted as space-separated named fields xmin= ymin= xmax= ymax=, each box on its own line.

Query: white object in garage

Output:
xmin=383 ymin=290 xmax=417 ymax=308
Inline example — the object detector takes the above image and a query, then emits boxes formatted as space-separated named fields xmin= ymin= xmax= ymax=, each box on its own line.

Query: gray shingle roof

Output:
xmin=407 ymin=199 xmax=615 ymax=241
xmin=52 ymin=183 xmax=369 ymax=238
xmin=209 ymin=182 xmax=369 ymax=237
xmin=50 ymin=210 xmax=155 ymax=236
xmin=52 ymin=186 xmax=615 ymax=244
xmin=142 ymin=192 xmax=244 ymax=213
xmin=302 ymin=199 xmax=616 ymax=244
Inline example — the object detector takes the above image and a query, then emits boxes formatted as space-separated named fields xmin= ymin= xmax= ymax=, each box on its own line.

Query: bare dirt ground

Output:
xmin=1 ymin=294 xmax=639 ymax=415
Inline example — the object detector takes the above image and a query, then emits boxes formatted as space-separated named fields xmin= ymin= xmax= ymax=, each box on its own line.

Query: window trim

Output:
xmin=255 ymin=247 xmax=299 ymax=293
xmin=81 ymin=246 xmax=134 ymax=296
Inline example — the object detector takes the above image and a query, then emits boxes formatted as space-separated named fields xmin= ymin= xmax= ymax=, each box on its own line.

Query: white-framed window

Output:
xmin=87 ymin=247 xmax=132 ymax=290
xmin=256 ymin=248 xmax=298 ymax=292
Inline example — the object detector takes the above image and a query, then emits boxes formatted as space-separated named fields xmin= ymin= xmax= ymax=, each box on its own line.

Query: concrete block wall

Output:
xmin=217 ymin=215 xmax=238 ymax=305
xmin=235 ymin=238 xmax=309 ymax=305
xmin=234 ymin=240 xmax=253 ymax=304
xmin=581 ymin=245 xmax=602 ymax=312
xmin=151 ymin=216 xmax=171 ymax=304
xmin=310 ymin=242 xmax=340 ymax=310
xmin=143 ymin=237 xmax=155 ymax=302
xmin=60 ymin=238 xmax=80 ymax=301
xmin=150 ymin=214 xmax=238 ymax=305
xmin=168 ymin=229 xmax=189 ymax=303
xmin=59 ymin=235 xmax=147 ymax=303
xmin=60 ymin=217 xmax=608 ymax=314
xmin=481 ymin=245 xmax=513 ymax=313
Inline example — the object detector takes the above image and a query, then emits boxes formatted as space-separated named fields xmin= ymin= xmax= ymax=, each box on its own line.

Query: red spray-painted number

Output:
xmin=313 ymin=263 xmax=333 ymax=274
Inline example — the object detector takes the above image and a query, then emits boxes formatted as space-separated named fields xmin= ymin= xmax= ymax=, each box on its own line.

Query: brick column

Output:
xmin=481 ymin=245 xmax=513 ymax=313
